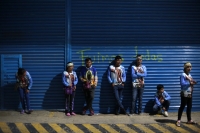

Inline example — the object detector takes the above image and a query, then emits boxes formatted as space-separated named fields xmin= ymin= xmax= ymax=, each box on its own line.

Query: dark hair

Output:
xmin=136 ymin=54 xmax=142 ymax=58
xmin=115 ymin=55 xmax=122 ymax=60
xmin=85 ymin=57 xmax=92 ymax=62
xmin=18 ymin=68 xmax=26 ymax=76
xmin=157 ymin=84 xmax=164 ymax=91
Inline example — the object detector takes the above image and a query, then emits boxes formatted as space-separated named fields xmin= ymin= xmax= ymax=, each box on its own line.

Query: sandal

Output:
xmin=187 ymin=120 xmax=196 ymax=124
xmin=176 ymin=120 xmax=181 ymax=127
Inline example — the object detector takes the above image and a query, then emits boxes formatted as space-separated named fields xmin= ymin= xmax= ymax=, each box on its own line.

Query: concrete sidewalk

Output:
xmin=0 ymin=111 xmax=200 ymax=124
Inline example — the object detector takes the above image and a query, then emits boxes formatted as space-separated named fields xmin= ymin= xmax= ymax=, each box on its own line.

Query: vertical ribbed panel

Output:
xmin=0 ymin=0 xmax=66 ymax=110
xmin=71 ymin=0 xmax=200 ymax=113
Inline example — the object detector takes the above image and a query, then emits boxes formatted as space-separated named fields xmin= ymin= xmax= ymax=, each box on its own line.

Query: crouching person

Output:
xmin=153 ymin=84 xmax=171 ymax=117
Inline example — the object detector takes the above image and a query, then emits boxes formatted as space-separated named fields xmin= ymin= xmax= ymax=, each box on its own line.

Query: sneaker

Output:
xmin=164 ymin=111 xmax=168 ymax=117
xmin=187 ymin=120 xmax=196 ymax=124
xmin=89 ymin=110 xmax=94 ymax=116
xmin=122 ymin=109 xmax=130 ymax=116
xmin=26 ymin=109 xmax=33 ymax=114
xmin=176 ymin=120 xmax=181 ymax=127
xmin=66 ymin=113 xmax=71 ymax=116
xmin=20 ymin=110 xmax=24 ymax=114
xmin=71 ymin=112 xmax=76 ymax=116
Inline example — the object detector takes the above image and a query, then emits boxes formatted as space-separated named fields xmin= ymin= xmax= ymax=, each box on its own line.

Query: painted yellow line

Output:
xmin=15 ymin=123 xmax=30 ymax=133
xmin=150 ymin=124 xmax=171 ymax=133
xmin=183 ymin=123 xmax=200 ymax=133
xmin=49 ymin=112 xmax=54 ymax=117
xmin=116 ymin=124 xmax=137 ymax=133
xmin=133 ymin=124 xmax=154 ymax=133
xmin=166 ymin=123 xmax=189 ymax=133
xmin=0 ymin=122 xmax=12 ymax=133
xmin=83 ymin=124 xmax=101 ymax=133
xmin=49 ymin=123 xmax=66 ymax=133
xmin=32 ymin=123 xmax=48 ymax=133
xmin=99 ymin=124 xmax=118 ymax=133
xmin=65 ymin=124 xmax=84 ymax=133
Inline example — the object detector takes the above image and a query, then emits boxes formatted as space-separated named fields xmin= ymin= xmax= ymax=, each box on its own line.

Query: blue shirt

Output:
xmin=16 ymin=71 xmax=33 ymax=90
xmin=62 ymin=71 xmax=78 ymax=87
xmin=131 ymin=65 xmax=147 ymax=82
xmin=107 ymin=65 xmax=126 ymax=84
xmin=180 ymin=73 xmax=192 ymax=91
xmin=154 ymin=91 xmax=171 ymax=107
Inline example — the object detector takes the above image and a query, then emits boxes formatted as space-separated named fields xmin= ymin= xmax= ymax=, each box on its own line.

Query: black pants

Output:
xmin=153 ymin=100 xmax=170 ymax=112
xmin=162 ymin=100 xmax=170 ymax=111
xmin=84 ymin=88 xmax=95 ymax=110
xmin=178 ymin=96 xmax=192 ymax=121
xmin=65 ymin=91 xmax=76 ymax=113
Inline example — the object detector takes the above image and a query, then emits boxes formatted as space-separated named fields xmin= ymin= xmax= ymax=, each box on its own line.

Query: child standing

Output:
xmin=153 ymin=84 xmax=171 ymax=117
xmin=62 ymin=62 xmax=78 ymax=116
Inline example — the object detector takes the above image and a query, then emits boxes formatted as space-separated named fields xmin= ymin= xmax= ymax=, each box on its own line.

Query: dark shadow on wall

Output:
xmin=99 ymin=60 xmax=116 ymax=114
xmin=1 ymin=83 xmax=20 ymax=110
xmin=73 ymin=66 xmax=85 ymax=114
xmin=144 ymin=99 xmax=155 ymax=114
xmin=42 ymin=73 xmax=65 ymax=110
xmin=122 ymin=60 xmax=135 ymax=113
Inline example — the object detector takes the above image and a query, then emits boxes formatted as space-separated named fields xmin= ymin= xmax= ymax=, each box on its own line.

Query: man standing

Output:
xmin=131 ymin=54 xmax=147 ymax=115
xmin=107 ymin=55 xmax=129 ymax=115
xmin=80 ymin=57 xmax=98 ymax=116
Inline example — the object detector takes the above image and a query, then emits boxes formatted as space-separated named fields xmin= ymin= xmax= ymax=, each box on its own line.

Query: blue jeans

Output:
xmin=113 ymin=85 xmax=124 ymax=112
xmin=19 ymin=88 xmax=30 ymax=110
xmin=131 ymin=88 xmax=144 ymax=113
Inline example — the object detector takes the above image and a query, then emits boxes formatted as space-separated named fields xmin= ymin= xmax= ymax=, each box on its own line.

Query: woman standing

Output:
xmin=176 ymin=62 xmax=197 ymax=126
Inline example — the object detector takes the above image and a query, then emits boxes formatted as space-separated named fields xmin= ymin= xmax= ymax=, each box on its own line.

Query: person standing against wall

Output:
xmin=176 ymin=62 xmax=197 ymax=127
xmin=63 ymin=62 xmax=78 ymax=116
xmin=131 ymin=54 xmax=147 ymax=115
xmin=80 ymin=58 xmax=98 ymax=116
xmin=107 ymin=55 xmax=129 ymax=115
xmin=15 ymin=68 xmax=33 ymax=114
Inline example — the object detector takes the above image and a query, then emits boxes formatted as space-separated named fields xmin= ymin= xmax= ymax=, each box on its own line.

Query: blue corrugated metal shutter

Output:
xmin=71 ymin=0 xmax=200 ymax=113
xmin=0 ymin=1 xmax=66 ymax=110
xmin=0 ymin=54 xmax=22 ymax=109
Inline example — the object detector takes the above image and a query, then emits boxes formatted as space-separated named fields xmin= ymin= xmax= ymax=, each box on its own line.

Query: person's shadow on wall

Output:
xmin=122 ymin=60 xmax=135 ymax=113
xmin=1 ymin=83 xmax=20 ymax=110
xmin=99 ymin=60 xmax=116 ymax=114
xmin=42 ymin=73 xmax=65 ymax=110
xmin=73 ymin=66 xmax=85 ymax=114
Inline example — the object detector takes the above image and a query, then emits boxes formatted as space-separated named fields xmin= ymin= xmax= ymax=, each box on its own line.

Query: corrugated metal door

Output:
xmin=0 ymin=1 xmax=66 ymax=110
xmin=0 ymin=54 xmax=22 ymax=109
xmin=71 ymin=0 xmax=200 ymax=113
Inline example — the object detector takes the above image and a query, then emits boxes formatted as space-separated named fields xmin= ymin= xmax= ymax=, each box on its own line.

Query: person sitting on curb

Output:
xmin=153 ymin=84 xmax=171 ymax=117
